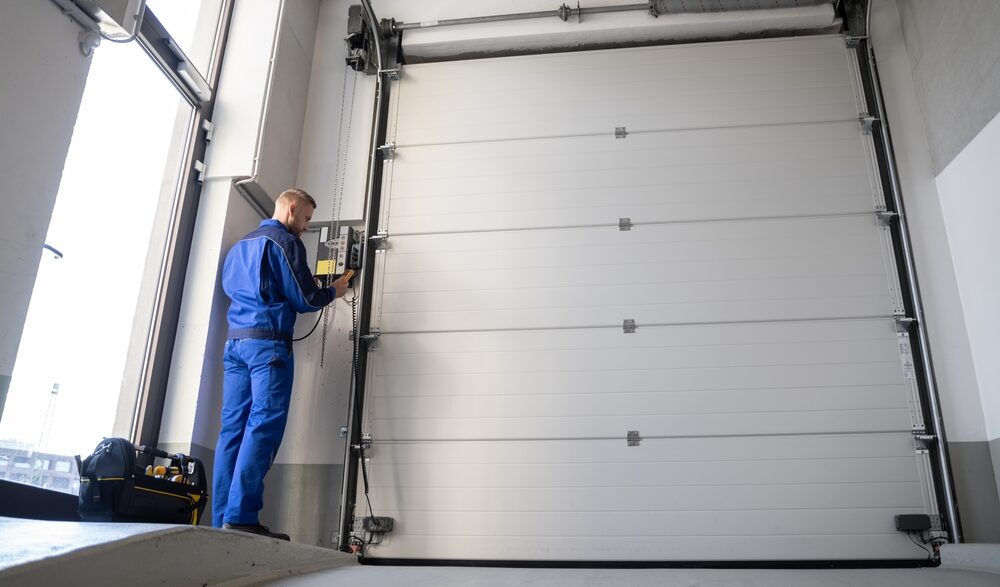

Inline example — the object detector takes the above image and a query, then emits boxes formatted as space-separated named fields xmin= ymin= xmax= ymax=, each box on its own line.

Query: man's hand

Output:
xmin=332 ymin=269 xmax=354 ymax=298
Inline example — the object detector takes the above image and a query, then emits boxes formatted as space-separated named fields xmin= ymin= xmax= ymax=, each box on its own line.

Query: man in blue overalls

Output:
xmin=214 ymin=188 xmax=352 ymax=540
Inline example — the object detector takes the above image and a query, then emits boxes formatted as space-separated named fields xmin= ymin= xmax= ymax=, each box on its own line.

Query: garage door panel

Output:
xmin=392 ymin=121 xmax=866 ymax=175
xmin=388 ymin=165 xmax=871 ymax=235
xmin=375 ymin=319 xmax=898 ymax=353
xmin=384 ymin=236 xmax=880 ymax=275
xmin=392 ymin=155 xmax=863 ymax=197
xmin=379 ymin=298 xmax=892 ymax=332
xmin=380 ymin=277 xmax=888 ymax=315
xmin=390 ymin=135 xmax=868 ymax=199
xmin=398 ymin=90 xmax=856 ymax=146
xmin=371 ymin=482 xmax=926 ymax=513
xmin=369 ymin=534 xmax=925 ymax=561
xmin=384 ymin=239 xmax=878 ymax=275
xmin=397 ymin=43 xmax=855 ymax=144
xmin=368 ymin=457 xmax=920 ymax=489
xmin=388 ymin=184 xmax=873 ymax=236
xmin=374 ymin=339 xmax=900 ymax=377
xmin=388 ymin=123 xmax=875 ymax=233
xmin=398 ymin=103 xmax=860 ymax=147
xmin=373 ymin=409 xmax=910 ymax=440
xmin=385 ymin=254 xmax=886 ymax=294
xmin=374 ymin=362 xmax=909 ymax=399
xmin=371 ymin=386 xmax=907 ymax=420
xmin=373 ymin=434 xmax=918 ymax=464
xmin=385 ymin=216 xmax=878 ymax=256
xmin=400 ymin=69 xmax=853 ymax=124
xmin=378 ymin=509 xmax=923 ymax=538
xmin=401 ymin=49 xmax=850 ymax=106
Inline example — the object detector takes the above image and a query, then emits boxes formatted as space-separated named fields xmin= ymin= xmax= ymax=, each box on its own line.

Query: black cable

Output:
xmin=907 ymin=531 xmax=933 ymax=560
xmin=292 ymin=311 xmax=323 ymax=342
xmin=359 ymin=446 xmax=375 ymax=519
xmin=293 ymin=280 xmax=349 ymax=342
xmin=345 ymin=280 xmax=378 ymax=548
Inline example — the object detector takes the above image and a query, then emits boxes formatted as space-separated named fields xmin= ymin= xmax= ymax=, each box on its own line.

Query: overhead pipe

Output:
xmin=392 ymin=3 xmax=651 ymax=32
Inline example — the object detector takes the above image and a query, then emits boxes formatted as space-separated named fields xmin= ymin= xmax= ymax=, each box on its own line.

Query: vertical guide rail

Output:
xmin=855 ymin=1 xmax=961 ymax=542
xmin=337 ymin=0 xmax=393 ymax=552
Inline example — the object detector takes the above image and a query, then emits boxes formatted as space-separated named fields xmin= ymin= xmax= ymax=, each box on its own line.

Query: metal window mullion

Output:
xmin=136 ymin=9 xmax=211 ymax=109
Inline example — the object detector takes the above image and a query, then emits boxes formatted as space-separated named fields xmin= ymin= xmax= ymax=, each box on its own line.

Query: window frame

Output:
xmin=124 ymin=1 xmax=236 ymax=449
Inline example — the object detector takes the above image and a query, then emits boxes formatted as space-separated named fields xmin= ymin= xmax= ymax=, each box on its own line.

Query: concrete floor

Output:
xmin=0 ymin=517 xmax=354 ymax=587
xmin=1 ymin=517 xmax=998 ymax=587
xmin=269 ymin=565 xmax=1000 ymax=587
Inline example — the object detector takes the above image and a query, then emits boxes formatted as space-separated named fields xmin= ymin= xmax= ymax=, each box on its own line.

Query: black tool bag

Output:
xmin=77 ymin=438 xmax=208 ymax=525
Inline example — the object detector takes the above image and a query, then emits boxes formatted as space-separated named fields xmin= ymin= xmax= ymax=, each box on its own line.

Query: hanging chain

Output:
xmin=320 ymin=66 xmax=359 ymax=368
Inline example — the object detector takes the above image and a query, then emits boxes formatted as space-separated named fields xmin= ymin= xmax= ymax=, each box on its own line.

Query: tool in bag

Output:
xmin=77 ymin=438 xmax=208 ymax=525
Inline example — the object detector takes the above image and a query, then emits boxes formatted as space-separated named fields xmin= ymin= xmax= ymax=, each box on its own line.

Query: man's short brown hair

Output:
xmin=277 ymin=188 xmax=317 ymax=209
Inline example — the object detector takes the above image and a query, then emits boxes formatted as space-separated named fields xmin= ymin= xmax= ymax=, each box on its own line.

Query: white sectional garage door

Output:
xmin=357 ymin=35 xmax=938 ymax=561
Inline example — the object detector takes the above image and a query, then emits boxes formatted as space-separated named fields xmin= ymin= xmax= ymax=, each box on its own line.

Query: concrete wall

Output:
xmin=0 ymin=3 xmax=92 ymax=419
xmin=872 ymin=0 xmax=1000 ymax=541
xmin=895 ymin=0 xmax=1000 ymax=174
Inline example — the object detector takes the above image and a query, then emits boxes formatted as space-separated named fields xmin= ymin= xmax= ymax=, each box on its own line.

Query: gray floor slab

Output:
xmin=0 ymin=517 xmax=355 ymax=587
xmin=2 ymin=517 xmax=998 ymax=587
xmin=268 ymin=565 xmax=1000 ymax=587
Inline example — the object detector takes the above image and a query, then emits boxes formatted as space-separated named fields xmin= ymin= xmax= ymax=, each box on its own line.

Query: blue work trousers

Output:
xmin=212 ymin=338 xmax=294 ymax=527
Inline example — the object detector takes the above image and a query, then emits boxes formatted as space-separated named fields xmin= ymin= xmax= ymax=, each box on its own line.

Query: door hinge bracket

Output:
xmin=627 ymin=430 xmax=641 ymax=446
xmin=894 ymin=316 xmax=915 ymax=332
xmin=354 ymin=433 xmax=373 ymax=451
xmin=361 ymin=329 xmax=380 ymax=351
xmin=913 ymin=433 xmax=936 ymax=453
xmin=615 ymin=126 xmax=628 ymax=139
xmin=619 ymin=217 xmax=632 ymax=231
xmin=370 ymin=231 xmax=389 ymax=253
xmin=377 ymin=143 xmax=395 ymax=160
xmin=876 ymin=209 xmax=899 ymax=225
xmin=623 ymin=319 xmax=637 ymax=334
xmin=845 ymin=35 xmax=867 ymax=48
xmin=860 ymin=115 xmax=878 ymax=135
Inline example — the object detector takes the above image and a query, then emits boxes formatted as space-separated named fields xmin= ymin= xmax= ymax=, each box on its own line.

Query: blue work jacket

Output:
xmin=223 ymin=219 xmax=334 ymax=341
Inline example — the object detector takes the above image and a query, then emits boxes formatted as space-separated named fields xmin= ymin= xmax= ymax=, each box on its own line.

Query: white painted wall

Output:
xmin=256 ymin=0 xmax=321 ymax=201
xmin=935 ymin=113 xmax=1000 ymax=445
xmin=0 ymin=2 xmax=92 ymax=412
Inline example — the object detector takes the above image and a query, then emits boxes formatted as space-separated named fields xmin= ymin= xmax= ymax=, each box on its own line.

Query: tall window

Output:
xmin=0 ymin=2 xmax=223 ymax=494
